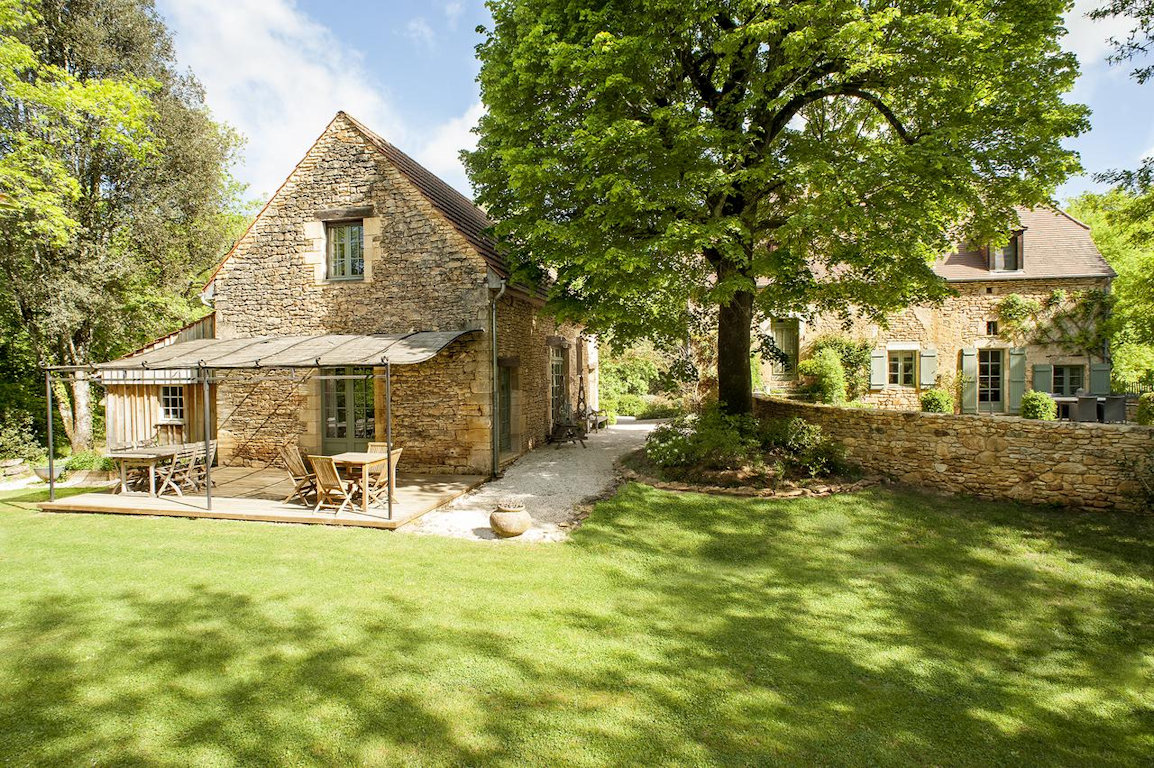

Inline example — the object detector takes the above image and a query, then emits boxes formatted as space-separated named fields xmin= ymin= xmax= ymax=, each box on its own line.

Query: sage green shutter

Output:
xmin=1008 ymin=348 xmax=1027 ymax=414
xmin=1032 ymin=363 xmax=1053 ymax=393
xmin=919 ymin=348 xmax=938 ymax=388
xmin=1090 ymin=363 xmax=1112 ymax=395
xmin=869 ymin=348 xmax=886 ymax=390
xmin=960 ymin=348 xmax=978 ymax=414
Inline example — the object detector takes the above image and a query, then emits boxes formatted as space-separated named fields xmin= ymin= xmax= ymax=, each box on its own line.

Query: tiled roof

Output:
xmin=935 ymin=207 xmax=1115 ymax=282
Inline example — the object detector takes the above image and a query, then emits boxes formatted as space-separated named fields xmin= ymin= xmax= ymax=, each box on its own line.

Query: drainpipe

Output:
xmin=489 ymin=277 xmax=507 ymax=478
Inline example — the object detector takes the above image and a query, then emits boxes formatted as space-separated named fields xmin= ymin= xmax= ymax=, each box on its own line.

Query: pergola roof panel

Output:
xmin=93 ymin=330 xmax=480 ymax=371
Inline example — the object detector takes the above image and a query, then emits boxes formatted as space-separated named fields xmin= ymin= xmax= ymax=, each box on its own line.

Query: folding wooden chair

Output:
xmin=280 ymin=445 xmax=316 ymax=505
xmin=307 ymin=455 xmax=356 ymax=514
xmin=350 ymin=448 xmax=403 ymax=509
xmin=157 ymin=445 xmax=196 ymax=497
xmin=187 ymin=440 xmax=217 ymax=491
xmin=366 ymin=442 xmax=390 ymax=453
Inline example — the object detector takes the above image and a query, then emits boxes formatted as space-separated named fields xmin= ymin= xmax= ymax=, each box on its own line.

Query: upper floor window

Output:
xmin=989 ymin=232 xmax=1022 ymax=272
xmin=327 ymin=221 xmax=364 ymax=280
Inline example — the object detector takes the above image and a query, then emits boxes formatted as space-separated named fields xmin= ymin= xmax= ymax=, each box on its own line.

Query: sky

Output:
xmin=156 ymin=0 xmax=1154 ymax=205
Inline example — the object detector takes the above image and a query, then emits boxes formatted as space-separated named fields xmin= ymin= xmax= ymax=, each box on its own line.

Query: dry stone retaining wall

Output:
xmin=754 ymin=396 xmax=1153 ymax=512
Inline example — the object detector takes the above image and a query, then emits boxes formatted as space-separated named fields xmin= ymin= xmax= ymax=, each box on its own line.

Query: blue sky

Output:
xmin=157 ymin=0 xmax=1153 ymax=205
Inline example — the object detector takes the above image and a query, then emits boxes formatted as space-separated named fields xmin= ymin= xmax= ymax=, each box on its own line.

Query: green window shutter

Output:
xmin=1008 ymin=348 xmax=1027 ymax=414
xmin=1090 ymin=363 xmax=1112 ymax=395
xmin=1032 ymin=364 xmax=1053 ymax=393
xmin=960 ymin=348 xmax=978 ymax=414
xmin=869 ymin=348 xmax=886 ymax=390
xmin=918 ymin=348 xmax=938 ymax=388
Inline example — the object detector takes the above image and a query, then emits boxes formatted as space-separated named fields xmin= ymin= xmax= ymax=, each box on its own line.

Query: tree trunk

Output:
xmin=52 ymin=378 xmax=74 ymax=451
xmin=69 ymin=370 xmax=92 ymax=452
xmin=717 ymin=289 xmax=755 ymax=415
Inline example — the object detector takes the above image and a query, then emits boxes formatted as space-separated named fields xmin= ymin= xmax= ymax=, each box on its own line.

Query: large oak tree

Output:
xmin=466 ymin=0 xmax=1088 ymax=414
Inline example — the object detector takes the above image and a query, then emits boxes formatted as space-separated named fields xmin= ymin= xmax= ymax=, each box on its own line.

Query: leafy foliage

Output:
xmin=0 ymin=0 xmax=247 ymax=450
xmin=0 ymin=413 xmax=43 ymax=463
xmin=1137 ymin=392 xmax=1154 ymax=426
xmin=797 ymin=348 xmax=847 ymax=404
xmin=1020 ymin=390 xmax=1057 ymax=421
xmin=646 ymin=407 xmax=843 ymax=478
xmin=920 ymin=388 xmax=954 ymax=414
xmin=466 ymin=0 xmax=1087 ymax=414
xmin=809 ymin=335 xmax=872 ymax=400
xmin=995 ymin=290 xmax=1113 ymax=361
xmin=64 ymin=450 xmax=115 ymax=472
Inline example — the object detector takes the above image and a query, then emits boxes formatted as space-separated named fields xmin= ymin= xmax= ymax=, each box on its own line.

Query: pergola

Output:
xmin=44 ymin=329 xmax=482 ymax=518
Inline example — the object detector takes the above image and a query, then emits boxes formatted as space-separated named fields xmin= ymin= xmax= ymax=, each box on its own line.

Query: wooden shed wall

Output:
xmin=105 ymin=384 xmax=217 ymax=449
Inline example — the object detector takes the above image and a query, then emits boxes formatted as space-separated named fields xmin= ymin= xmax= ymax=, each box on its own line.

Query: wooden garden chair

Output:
xmin=280 ymin=445 xmax=316 ymax=505
xmin=366 ymin=442 xmax=390 ymax=453
xmin=349 ymin=448 xmax=403 ymax=509
xmin=186 ymin=440 xmax=217 ymax=492
xmin=157 ymin=445 xmax=197 ymax=497
xmin=307 ymin=455 xmax=356 ymax=514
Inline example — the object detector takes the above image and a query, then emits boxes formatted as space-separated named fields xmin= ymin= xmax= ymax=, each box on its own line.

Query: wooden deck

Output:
xmin=36 ymin=467 xmax=486 ymax=530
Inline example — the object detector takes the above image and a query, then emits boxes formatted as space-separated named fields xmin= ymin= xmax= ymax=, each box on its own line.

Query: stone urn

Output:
xmin=490 ymin=498 xmax=531 ymax=538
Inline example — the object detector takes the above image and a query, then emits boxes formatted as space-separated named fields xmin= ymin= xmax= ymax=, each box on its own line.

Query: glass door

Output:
xmin=322 ymin=367 xmax=375 ymax=453
xmin=978 ymin=350 xmax=1004 ymax=413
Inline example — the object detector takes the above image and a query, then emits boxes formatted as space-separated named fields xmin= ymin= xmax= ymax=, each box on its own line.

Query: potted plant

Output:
xmin=490 ymin=497 xmax=532 ymax=538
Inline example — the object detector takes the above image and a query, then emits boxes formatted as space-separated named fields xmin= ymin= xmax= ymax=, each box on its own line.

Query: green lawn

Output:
xmin=0 ymin=484 xmax=1151 ymax=767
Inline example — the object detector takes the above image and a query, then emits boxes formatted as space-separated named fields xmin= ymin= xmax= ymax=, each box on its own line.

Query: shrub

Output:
xmin=1020 ymin=390 xmax=1057 ymax=421
xmin=759 ymin=416 xmax=846 ymax=477
xmin=920 ymin=388 xmax=954 ymax=413
xmin=797 ymin=348 xmax=847 ymax=404
xmin=1137 ymin=393 xmax=1154 ymax=426
xmin=0 ymin=414 xmax=44 ymax=464
xmin=611 ymin=393 xmax=646 ymax=417
xmin=636 ymin=397 xmax=682 ymax=420
xmin=646 ymin=407 xmax=761 ymax=471
xmin=64 ymin=450 xmax=115 ymax=472
xmin=809 ymin=336 xmax=872 ymax=400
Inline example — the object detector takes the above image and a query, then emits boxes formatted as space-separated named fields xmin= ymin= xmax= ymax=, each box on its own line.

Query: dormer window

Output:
xmin=327 ymin=221 xmax=364 ymax=280
xmin=989 ymin=232 xmax=1022 ymax=272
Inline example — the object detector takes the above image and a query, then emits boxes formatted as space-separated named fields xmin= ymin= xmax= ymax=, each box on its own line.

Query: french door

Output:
xmin=321 ymin=367 xmax=376 ymax=453
xmin=978 ymin=350 xmax=1004 ymax=413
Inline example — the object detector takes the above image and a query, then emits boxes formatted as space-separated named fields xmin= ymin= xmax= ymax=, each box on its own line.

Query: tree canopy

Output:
xmin=0 ymin=0 xmax=246 ymax=451
xmin=466 ymin=0 xmax=1087 ymax=413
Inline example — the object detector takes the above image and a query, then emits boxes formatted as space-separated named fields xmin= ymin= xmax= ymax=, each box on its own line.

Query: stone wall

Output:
xmin=768 ymin=276 xmax=1111 ymax=410
xmin=754 ymin=396 xmax=1153 ymax=513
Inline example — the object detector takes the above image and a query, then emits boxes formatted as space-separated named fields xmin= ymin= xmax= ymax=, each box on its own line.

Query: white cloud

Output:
xmin=443 ymin=2 xmax=464 ymax=29
xmin=158 ymin=0 xmax=481 ymax=198
xmin=405 ymin=17 xmax=436 ymax=49
xmin=414 ymin=101 xmax=486 ymax=194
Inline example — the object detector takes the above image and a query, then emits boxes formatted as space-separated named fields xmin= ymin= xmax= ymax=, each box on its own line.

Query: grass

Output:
xmin=0 ymin=484 xmax=1151 ymax=767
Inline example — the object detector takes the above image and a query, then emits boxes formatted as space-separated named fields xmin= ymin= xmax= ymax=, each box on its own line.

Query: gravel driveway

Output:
xmin=403 ymin=419 xmax=657 ymax=542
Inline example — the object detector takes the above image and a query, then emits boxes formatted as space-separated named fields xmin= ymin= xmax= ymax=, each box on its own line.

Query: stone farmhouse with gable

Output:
xmin=761 ymin=206 xmax=1116 ymax=414
xmin=99 ymin=111 xmax=597 ymax=476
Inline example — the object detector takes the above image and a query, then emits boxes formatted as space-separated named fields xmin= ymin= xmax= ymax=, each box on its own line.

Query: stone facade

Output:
xmin=764 ymin=276 xmax=1112 ymax=411
xmin=202 ymin=112 xmax=595 ymax=473
xmin=755 ymin=396 xmax=1153 ymax=512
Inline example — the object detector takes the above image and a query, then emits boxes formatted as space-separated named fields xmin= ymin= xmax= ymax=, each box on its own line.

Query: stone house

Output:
xmin=761 ymin=207 xmax=1115 ymax=413
xmin=101 ymin=111 xmax=597 ymax=476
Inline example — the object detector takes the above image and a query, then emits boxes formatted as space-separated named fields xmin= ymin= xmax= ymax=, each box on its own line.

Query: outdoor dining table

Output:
xmin=329 ymin=451 xmax=397 ymax=514
xmin=106 ymin=444 xmax=187 ymax=496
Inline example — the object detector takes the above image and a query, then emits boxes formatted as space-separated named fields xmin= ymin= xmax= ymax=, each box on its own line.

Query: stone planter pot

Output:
xmin=34 ymin=465 xmax=65 ymax=482
xmin=490 ymin=499 xmax=531 ymax=538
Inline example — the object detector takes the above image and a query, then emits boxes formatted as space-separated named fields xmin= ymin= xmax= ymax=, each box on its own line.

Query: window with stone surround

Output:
xmin=888 ymin=350 xmax=916 ymax=387
xmin=326 ymin=221 xmax=364 ymax=280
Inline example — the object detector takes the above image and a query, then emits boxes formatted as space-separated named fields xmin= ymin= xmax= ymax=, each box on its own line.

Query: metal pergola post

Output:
xmin=201 ymin=364 xmax=213 ymax=510
xmin=45 ymin=370 xmax=55 ymax=502
xmin=385 ymin=359 xmax=393 ymax=521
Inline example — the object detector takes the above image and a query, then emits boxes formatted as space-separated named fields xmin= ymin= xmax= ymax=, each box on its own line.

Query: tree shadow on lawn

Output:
xmin=0 ymin=484 xmax=1150 ymax=766
xmin=566 ymin=485 xmax=1154 ymax=766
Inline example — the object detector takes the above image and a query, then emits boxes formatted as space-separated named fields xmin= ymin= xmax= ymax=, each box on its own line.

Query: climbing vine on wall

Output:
xmin=995 ymin=290 xmax=1114 ymax=361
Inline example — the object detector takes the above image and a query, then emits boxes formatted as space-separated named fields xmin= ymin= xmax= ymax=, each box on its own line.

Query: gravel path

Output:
xmin=403 ymin=420 xmax=657 ymax=542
